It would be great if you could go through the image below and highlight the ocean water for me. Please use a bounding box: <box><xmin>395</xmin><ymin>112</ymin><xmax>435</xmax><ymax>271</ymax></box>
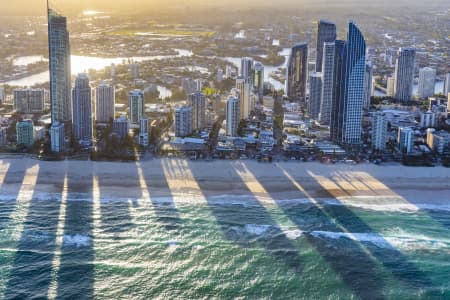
<box><xmin>0</xmin><ymin>193</ymin><xmax>449</xmax><ymax>299</ymax></box>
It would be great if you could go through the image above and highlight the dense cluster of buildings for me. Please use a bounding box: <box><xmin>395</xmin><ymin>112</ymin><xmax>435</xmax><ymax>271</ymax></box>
<box><xmin>1</xmin><ymin>5</ymin><xmax>449</xmax><ymax>164</ymax></box>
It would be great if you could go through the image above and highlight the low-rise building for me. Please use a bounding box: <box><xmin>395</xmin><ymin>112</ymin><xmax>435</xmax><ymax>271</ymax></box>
<box><xmin>427</xmin><ymin>129</ymin><xmax>450</xmax><ymax>154</ymax></box>
<box><xmin>16</xmin><ymin>120</ymin><xmax>34</xmax><ymax>147</ymax></box>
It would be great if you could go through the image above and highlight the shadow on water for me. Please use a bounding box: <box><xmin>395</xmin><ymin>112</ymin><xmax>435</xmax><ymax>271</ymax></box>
<box><xmin>188</xmin><ymin>161</ymin><xmax>303</xmax><ymax>274</ymax></box>
<box><xmin>56</xmin><ymin>161</ymin><xmax>94</xmax><ymax>299</ymax></box>
<box><xmin>3</xmin><ymin>162</ymin><xmax>64</xmax><ymax>299</ymax></box>
<box><xmin>369</xmin><ymin>172</ymin><xmax>450</xmax><ymax>231</ymax></box>
<box><xmin>0</xmin><ymin>160</ymin><xmax>36</xmax><ymax>231</ymax></box>
<box><xmin>142</xmin><ymin>159</ymin><xmax>181</xmax><ymax>231</ymax></box>
<box><xmin>246</xmin><ymin>163</ymin><xmax>436</xmax><ymax>299</ymax></box>
<box><xmin>97</xmin><ymin>162</ymin><xmax>138</xmax><ymax>236</ymax></box>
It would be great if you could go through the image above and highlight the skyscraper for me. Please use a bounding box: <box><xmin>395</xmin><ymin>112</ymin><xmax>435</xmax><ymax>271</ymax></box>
<box><xmin>48</xmin><ymin>3</ymin><xmax>71</xmax><ymax>124</ymax></box>
<box><xmin>315</xmin><ymin>20</ymin><xmax>337</xmax><ymax>72</ymax></box>
<box><xmin>72</xmin><ymin>73</ymin><xmax>93</xmax><ymax>143</ymax></box>
<box><xmin>226</xmin><ymin>96</ymin><xmax>240</xmax><ymax>137</ymax></box>
<box><xmin>330</xmin><ymin>22</ymin><xmax>366</xmax><ymax>147</ymax></box>
<box><xmin>308</xmin><ymin>72</ymin><xmax>322</xmax><ymax>120</ymax></box>
<box><xmin>240</xmin><ymin>57</ymin><xmax>254</xmax><ymax>82</ymax></box>
<box><xmin>236</xmin><ymin>77</ymin><xmax>252</xmax><ymax>120</ymax></box>
<box><xmin>394</xmin><ymin>48</ymin><xmax>416</xmax><ymax>102</ymax></box>
<box><xmin>129</xmin><ymin>90</ymin><xmax>145</xmax><ymax>125</ymax></box>
<box><xmin>95</xmin><ymin>81</ymin><xmax>115</xmax><ymax>123</ymax></box>
<box><xmin>319</xmin><ymin>42</ymin><xmax>335</xmax><ymax>125</ymax></box>
<box><xmin>330</xmin><ymin>40</ymin><xmax>346</xmax><ymax>143</ymax></box>
<box><xmin>188</xmin><ymin>91</ymin><xmax>206</xmax><ymax>131</ymax></box>
<box><xmin>418</xmin><ymin>67</ymin><xmax>436</xmax><ymax>99</ymax></box>
<box><xmin>253</xmin><ymin>63</ymin><xmax>264</xmax><ymax>103</ymax></box>
<box><xmin>286</xmin><ymin>43</ymin><xmax>308</xmax><ymax>103</ymax></box>
<box><xmin>363</xmin><ymin>60</ymin><xmax>373</xmax><ymax>109</ymax></box>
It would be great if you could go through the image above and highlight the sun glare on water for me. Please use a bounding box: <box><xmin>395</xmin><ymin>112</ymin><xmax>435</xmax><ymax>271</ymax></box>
<box><xmin>83</xmin><ymin>10</ymin><xmax>103</xmax><ymax>16</ymax></box>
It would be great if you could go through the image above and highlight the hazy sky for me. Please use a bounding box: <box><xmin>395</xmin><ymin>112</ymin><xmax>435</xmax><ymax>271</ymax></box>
<box><xmin>0</xmin><ymin>0</ymin><xmax>447</xmax><ymax>16</ymax></box>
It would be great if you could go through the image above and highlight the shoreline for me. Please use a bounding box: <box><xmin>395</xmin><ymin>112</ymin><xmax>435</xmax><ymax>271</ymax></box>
<box><xmin>0</xmin><ymin>158</ymin><xmax>449</xmax><ymax>208</ymax></box>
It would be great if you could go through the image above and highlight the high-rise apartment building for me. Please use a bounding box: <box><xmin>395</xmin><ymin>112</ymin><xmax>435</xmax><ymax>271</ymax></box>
<box><xmin>139</xmin><ymin>117</ymin><xmax>149</xmax><ymax>147</ymax></box>
<box><xmin>315</xmin><ymin>20</ymin><xmax>336</xmax><ymax>72</ymax></box>
<box><xmin>363</xmin><ymin>60</ymin><xmax>373</xmax><ymax>109</ymax></box>
<box><xmin>394</xmin><ymin>48</ymin><xmax>416</xmax><ymax>102</ymax></box>
<box><xmin>286</xmin><ymin>43</ymin><xmax>308</xmax><ymax>103</ymax></box>
<box><xmin>372</xmin><ymin>112</ymin><xmax>387</xmax><ymax>151</ymax></box>
<box><xmin>236</xmin><ymin>77</ymin><xmax>252</xmax><ymax>120</ymax></box>
<box><xmin>95</xmin><ymin>81</ymin><xmax>115</xmax><ymax>123</ymax></box>
<box><xmin>129</xmin><ymin>90</ymin><xmax>145</xmax><ymax>125</ymax></box>
<box><xmin>319</xmin><ymin>42</ymin><xmax>335</xmax><ymax>125</ymax></box>
<box><xmin>13</xmin><ymin>89</ymin><xmax>45</xmax><ymax>113</ymax></box>
<box><xmin>175</xmin><ymin>106</ymin><xmax>193</xmax><ymax>137</ymax></box>
<box><xmin>418</xmin><ymin>67</ymin><xmax>436</xmax><ymax>99</ymax></box>
<box><xmin>253</xmin><ymin>63</ymin><xmax>264</xmax><ymax>103</ymax></box>
<box><xmin>240</xmin><ymin>57</ymin><xmax>254</xmax><ymax>82</ymax></box>
<box><xmin>398</xmin><ymin>127</ymin><xmax>414</xmax><ymax>154</ymax></box>
<box><xmin>188</xmin><ymin>92</ymin><xmax>206</xmax><ymax>131</ymax></box>
<box><xmin>48</xmin><ymin>4</ymin><xmax>71</xmax><ymax>124</ymax></box>
<box><xmin>226</xmin><ymin>96</ymin><xmax>240</xmax><ymax>137</ymax></box>
<box><xmin>72</xmin><ymin>74</ymin><xmax>93</xmax><ymax>143</ymax></box>
<box><xmin>16</xmin><ymin>120</ymin><xmax>34</xmax><ymax>147</ymax></box>
<box><xmin>308</xmin><ymin>72</ymin><xmax>322</xmax><ymax>120</ymax></box>
<box><xmin>330</xmin><ymin>22</ymin><xmax>366</xmax><ymax>147</ymax></box>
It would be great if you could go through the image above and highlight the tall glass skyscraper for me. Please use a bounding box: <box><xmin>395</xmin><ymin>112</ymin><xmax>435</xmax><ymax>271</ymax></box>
<box><xmin>315</xmin><ymin>20</ymin><xmax>337</xmax><ymax>72</ymax></box>
<box><xmin>72</xmin><ymin>74</ymin><xmax>92</xmax><ymax>143</ymax></box>
<box><xmin>319</xmin><ymin>42</ymin><xmax>335</xmax><ymax>125</ymax></box>
<box><xmin>394</xmin><ymin>47</ymin><xmax>416</xmax><ymax>103</ymax></box>
<box><xmin>48</xmin><ymin>2</ymin><xmax>71</xmax><ymax>125</ymax></box>
<box><xmin>330</xmin><ymin>40</ymin><xmax>346</xmax><ymax>143</ymax></box>
<box><xmin>286</xmin><ymin>43</ymin><xmax>308</xmax><ymax>103</ymax></box>
<box><xmin>330</xmin><ymin>22</ymin><xmax>366</xmax><ymax>147</ymax></box>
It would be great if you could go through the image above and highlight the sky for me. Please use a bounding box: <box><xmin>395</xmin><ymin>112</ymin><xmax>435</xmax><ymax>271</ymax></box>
<box><xmin>0</xmin><ymin>0</ymin><xmax>447</xmax><ymax>16</ymax></box>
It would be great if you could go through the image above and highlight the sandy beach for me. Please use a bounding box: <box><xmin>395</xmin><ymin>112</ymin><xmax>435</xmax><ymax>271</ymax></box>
<box><xmin>0</xmin><ymin>157</ymin><xmax>449</xmax><ymax>211</ymax></box>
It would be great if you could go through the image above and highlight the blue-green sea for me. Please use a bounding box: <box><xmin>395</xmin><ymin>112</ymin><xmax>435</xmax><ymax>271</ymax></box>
<box><xmin>0</xmin><ymin>159</ymin><xmax>449</xmax><ymax>299</ymax></box>
<box><xmin>1</xmin><ymin>193</ymin><xmax>450</xmax><ymax>299</ymax></box>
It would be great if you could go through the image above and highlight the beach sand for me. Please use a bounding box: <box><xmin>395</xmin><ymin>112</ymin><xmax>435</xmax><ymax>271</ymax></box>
<box><xmin>0</xmin><ymin>158</ymin><xmax>449</xmax><ymax>211</ymax></box>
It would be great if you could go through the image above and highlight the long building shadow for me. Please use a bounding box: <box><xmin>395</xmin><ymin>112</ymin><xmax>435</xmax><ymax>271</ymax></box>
<box><xmin>246</xmin><ymin>163</ymin><xmax>436</xmax><ymax>299</ymax></box>
<box><xmin>3</xmin><ymin>162</ymin><xmax>64</xmax><ymax>299</ymax></box>
<box><xmin>188</xmin><ymin>161</ymin><xmax>303</xmax><ymax>274</ymax></box>
<box><xmin>96</xmin><ymin>162</ymin><xmax>139</xmax><ymax>237</ymax></box>
<box><xmin>142</xmin><ymin>159</ymin><xmax>181</xmax><ymax>231</ymax></box>
<box><xmin>367</xmin><ymin>171</ymin><xmax>450</xmax><ymax>231</ymax></box>
<box><xmin>0</xmin><ymin>160</ymin><xmax>36</xmax><ymax>231</ymax></box>
<box><xmin>56</xmin><ymin>161</ymin><xmax>95</xmax><ymax>299</ymax></box>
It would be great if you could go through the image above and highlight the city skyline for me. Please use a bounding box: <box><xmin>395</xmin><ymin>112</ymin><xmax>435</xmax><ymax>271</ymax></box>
<box><xmin>0</xmin><ymin>1</ymin><xmax>449</xmax><ymax>299</ymax></box>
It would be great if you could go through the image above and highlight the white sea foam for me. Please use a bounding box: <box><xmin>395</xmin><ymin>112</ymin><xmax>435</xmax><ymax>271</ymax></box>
<box><xmin>310</xmin><ymin>230</ymin><xmax>450</xmax><ymax>251</ymax></box>
<box><xmin>283</xmin><ymin>229</ymin><xmax>303</xmax><ymax>240</ymax></box>
<box><xmin>62</xmin><ymin>234</ymin><xmax>92</xmax><ymax>247</ymax></box>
